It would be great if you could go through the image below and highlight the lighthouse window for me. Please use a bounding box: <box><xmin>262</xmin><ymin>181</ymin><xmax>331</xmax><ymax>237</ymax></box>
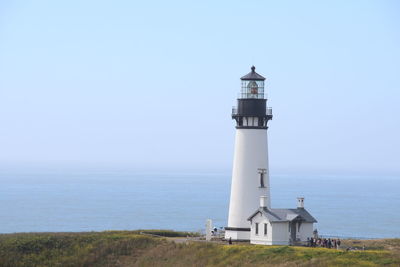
<box><xmin>260</xmin><ymin>172</ymin><xmax>264</xmax><ymax>187</ymax></box>
<box><xmin>240</xmin><ymin>79</ymin><xmax>265</xmax><ymax>99</ymax></box>
<box><xmin>248</xmin><ymin>81</ymin><xmax>258</xmax><ymax>97</ymax></box>
<box><xmin>264</xmin><ymin>223</ymin><xmax>268</xmax><ymax>236</ymax></box>
<box><xmin>255</xmin><ymin>223</ymin><xmax>259</xmax><ymax>235</ymax></box>
<box><xmin>258</xmin><ymin>169</ymin><xmax>266</xmax><ymax>188</ymax></box>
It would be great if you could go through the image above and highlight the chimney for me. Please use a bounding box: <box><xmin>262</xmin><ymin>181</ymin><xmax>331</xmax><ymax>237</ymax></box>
<box><xmin>260</xmin><ymin>196</ymin><xmax>268</xmax><ymax>208</ymax></box>
<box><xmin>297</xmin><ymin>197</ymin><xmax>304</xmax><ymax>208</ymax></box>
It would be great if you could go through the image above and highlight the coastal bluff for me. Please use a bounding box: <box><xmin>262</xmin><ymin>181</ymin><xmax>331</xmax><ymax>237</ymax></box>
<box><xmin>0</xmin><ymin>230</ymin><xmax>399</xmax><ymax>267</ymax></box>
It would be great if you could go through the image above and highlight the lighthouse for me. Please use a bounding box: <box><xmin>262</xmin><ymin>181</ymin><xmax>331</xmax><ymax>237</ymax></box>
<box><xmin>225</xmin><ymin>66</ymin><xmax>273</xmax><ymax>241</ymax></box>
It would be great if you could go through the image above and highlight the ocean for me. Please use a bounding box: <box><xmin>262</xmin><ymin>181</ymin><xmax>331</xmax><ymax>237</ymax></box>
<box><xmin>0</xmin><ymin>171</ymin><xmax>399</xmax><ymax>238</ymax></box>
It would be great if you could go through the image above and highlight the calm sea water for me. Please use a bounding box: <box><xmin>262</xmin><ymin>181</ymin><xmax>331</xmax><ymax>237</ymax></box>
<box><xmin>0</xmin><ymin>171</ymin><xmax>399</xmax><ymax>238</ymax></box>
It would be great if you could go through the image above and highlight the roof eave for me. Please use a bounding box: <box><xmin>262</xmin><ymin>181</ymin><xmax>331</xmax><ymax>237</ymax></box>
<box><xmin>240</xmin><ymin>78</ymin><xmax>265</xmax><ymax>81</ymax></box>
<box><xmin>247</xmin><ymin>209</ymin><xmax>262</xmax><ymax>221</ymax></box>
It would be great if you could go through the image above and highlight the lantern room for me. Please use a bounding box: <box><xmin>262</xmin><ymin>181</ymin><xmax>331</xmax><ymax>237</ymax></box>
<box><xmin>240</xmin><ymin>66</ymin><xmax>266</xmax><ymax>99</ymax></box>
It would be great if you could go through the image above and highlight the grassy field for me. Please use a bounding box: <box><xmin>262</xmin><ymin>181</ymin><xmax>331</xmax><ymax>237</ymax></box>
<box><xmin>0</xmin><ymin>230</ymin><xmax>399</xmax><ymax>267</ymax></box>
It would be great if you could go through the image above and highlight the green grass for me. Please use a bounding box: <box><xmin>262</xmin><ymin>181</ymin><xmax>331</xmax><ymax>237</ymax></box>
<box><xmin>0</xmin><ymin>231</ymin><xmax>160</xmax><ymax>267</ymax></box>
<box><xmin>0</xmin><ymin>231</ymin><xmax>398</xmax><ymax>267</ymax></box>
<box><xmin>136</xmin><ymin>229</ymin><xmax>199</xmax><ymax>237</ymax></box>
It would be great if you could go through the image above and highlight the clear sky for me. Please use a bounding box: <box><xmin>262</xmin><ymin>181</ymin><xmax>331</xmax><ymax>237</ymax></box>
<box><xmin>0</xmin><ymin>0</ymin><xmax>399</xmax><ymax>175</ymax></box>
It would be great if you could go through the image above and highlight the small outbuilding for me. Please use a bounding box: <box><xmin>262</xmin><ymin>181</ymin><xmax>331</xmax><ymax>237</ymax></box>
<box><xmin>248</xmin><ymin>196</ymin><xmax>317</xmax><ymax>245</ymax></box>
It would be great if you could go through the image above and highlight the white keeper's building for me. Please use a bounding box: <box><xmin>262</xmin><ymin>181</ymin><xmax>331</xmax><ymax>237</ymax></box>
<box><xmin>224</xmin><ymin>66</ymin><xmax>317</xmax><ymax>245</ymax></box>
<box><xmin>248</xmin><ymin>196</ymin><xmax>317</xmax><ymax>245</ymax></box>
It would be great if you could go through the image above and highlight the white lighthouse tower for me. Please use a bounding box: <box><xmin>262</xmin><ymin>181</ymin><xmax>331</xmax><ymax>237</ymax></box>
<box><xmin>225</xmin><ymin>66</ymin><xmax>273</xmax><ymax>241</ymax></box>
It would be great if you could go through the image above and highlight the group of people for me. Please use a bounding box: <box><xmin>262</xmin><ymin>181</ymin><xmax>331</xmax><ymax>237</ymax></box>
<box><xmin>307</xmin><ymin>237</ymin><xmax>341</xmax><ymax>249</ymax></box>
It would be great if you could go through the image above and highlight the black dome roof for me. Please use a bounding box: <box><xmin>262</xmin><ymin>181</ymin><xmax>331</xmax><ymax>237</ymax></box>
<box><xmin>240</xmin><ymin>66</ymin><xmax>266</xmax><ymax>81</ymax></box>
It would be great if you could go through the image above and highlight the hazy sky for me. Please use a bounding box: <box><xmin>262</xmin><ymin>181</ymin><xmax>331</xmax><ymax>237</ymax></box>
<box><xmin>0</xmin><ymin>1</ymin><xmax>399</xmax><ymax>175</ymax></box>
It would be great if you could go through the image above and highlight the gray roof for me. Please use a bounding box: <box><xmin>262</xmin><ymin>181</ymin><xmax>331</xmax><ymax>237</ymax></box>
<box><xmin>248</xmin><ymin>207</ymin><xmax>317</xmax><ymax>223</ymax></box>
<box><xmin>240</xmin><ymin>66</ymin><xmax>266</xmax><ymax>81</ymax></box>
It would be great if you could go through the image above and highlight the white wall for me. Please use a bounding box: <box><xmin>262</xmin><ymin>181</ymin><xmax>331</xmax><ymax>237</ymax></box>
<box><xmin>249</xmin><ymin>213</ymin><xmax>273</xmax><ymax>245</ymax></box>
<box><xmin>249</xmin><ymin>213</ymin><xmax>290</xmax><ymax>245</ymax></box>
<box><xmin>227</xmin><ymin>129</ymin><xmax>270</xmax><ymax>236</ymax></box>
<box><xmin>298</xmin><ymin>222</ymin><xmax>313</xmax><ymax>241</ymax></box>
<box><xmin>225</xmin><ymin>229</ymin><xmax>250</xmax><ymax>241</ymax></box>
<box><xmin>271</xmin><ymin>222</ymin><xmax>290</xmax><ymax>245</ymax></box>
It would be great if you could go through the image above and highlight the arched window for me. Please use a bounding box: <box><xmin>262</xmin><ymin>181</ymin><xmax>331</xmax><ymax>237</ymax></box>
<box><xmin>247</xmin><ymin>81</ymin><xmax>258</xmax><ymax>96</ymax></box>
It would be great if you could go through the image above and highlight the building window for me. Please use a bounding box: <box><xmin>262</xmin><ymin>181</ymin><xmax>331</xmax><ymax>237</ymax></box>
<box><xmin>288</xmin><ymin>223</ymin><xmax>291</xmax><ymax>232</ymax></box>
<box><xmin>255</xmin><ymin>223</ymin><xmax>259</xmax><ymax>235</ymax></box>
<box><xmin>264</xmin><ymin>223</ymin><xmax>267</xmax><ymax>236</ymax></box>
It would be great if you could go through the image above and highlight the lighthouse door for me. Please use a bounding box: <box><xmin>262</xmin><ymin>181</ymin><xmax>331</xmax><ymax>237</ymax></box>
<box><xmin>290</xmin><ymin>222</ymin><xmax>297</xmax><ymax>243</ymax></box>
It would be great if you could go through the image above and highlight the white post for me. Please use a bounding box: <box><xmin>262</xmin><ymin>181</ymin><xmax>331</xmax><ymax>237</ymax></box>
<box><xmin>205</xmin><ymin>219</ymin><xmax>212</xmax><ymax>241</ymax></box>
